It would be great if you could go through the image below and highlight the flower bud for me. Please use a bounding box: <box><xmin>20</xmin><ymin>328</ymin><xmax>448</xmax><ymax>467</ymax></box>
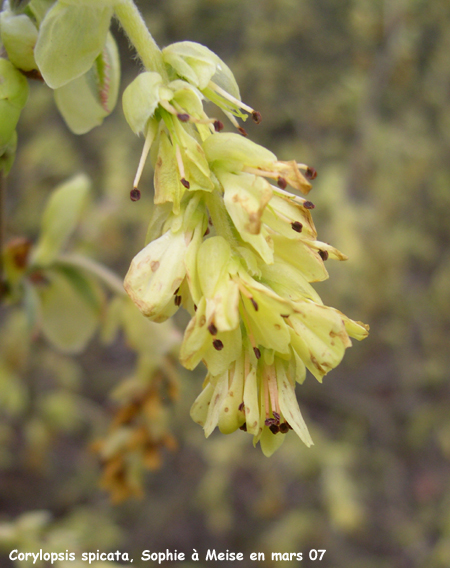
<box><xmin>0</xmin><ymin>10</ymin><xmax>38</xmax><ymax>71</ymax></box>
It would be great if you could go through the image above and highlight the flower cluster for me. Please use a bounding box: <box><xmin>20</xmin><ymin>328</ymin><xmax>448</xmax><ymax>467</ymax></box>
<box><xmin>122</xmin><ymin>41</ymin><xmax>369</xmax><ymax>456</ymax></box>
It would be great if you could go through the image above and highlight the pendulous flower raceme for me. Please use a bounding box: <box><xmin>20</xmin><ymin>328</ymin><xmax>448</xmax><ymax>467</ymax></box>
<box><xmin>0</xmin><ymin>0</ymin><xmax>368</xmax><ymax>456</ymax></box>
<box><xmin>121</xmin><ymin>39</ymin><xmax>369</xmax><ymax>456</ymax></box>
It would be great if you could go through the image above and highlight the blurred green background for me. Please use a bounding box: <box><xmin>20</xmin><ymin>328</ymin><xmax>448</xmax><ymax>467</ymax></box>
<box><xmin>1</xmin><ymin>0</ymin><xmax>450</xmax><ymax>567</ymax></box>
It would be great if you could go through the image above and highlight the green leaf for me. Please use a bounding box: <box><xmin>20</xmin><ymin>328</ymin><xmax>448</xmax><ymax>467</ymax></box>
<box><xmin>32</xmin><ymin>174</ymin><xmax>90</xmax><ymax>266</ymax></box>
<box><xmin>34</xmin><ymin>2</ymin><xmax>113</xmax><ymax>88</ymax></box>
<box><xmin>37</xmin><ymin>269</ymin><xmax>100</xmax><ymax>353</ymax></box>
<box><xmin>0</xmin><ymin>58</ymin><xmax>29</xmax><ymax>150</ymax></box>
<box><xmin>54</xmin><ymin>32</ymin><xmax>120</xmax><ymax>134</ymax></box>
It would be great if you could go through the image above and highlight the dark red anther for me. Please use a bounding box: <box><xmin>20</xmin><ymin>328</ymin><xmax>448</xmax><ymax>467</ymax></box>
<box><xmin>174</xmin><ymin>295</ymin><xmax>182</xmax><ymax>306</ymax></box>
<box><xmin>177</xmin><ymin>113</ymin><xmax>190</xmax><ymax>122</ymax></box>
<box><xmin>213</xmin><ymin>339</ymin><xmax>224</xmax><ymax>351</ymax></box>
<box><xmin>319</xmin><ymin>249</ymin><xmax>329</xmax><ymax>261</ymax></box>
<box><xmin>253</xmin><ymin>347</ymin><xmax>261</xmax><ymax>359</ymax></box>
<box><xmin>214</xmin><ymin>120</ymin><xmax>224</xmax><ymax>132</ymax></box>
<box><xmin>291</xmin><ymin>221</ymin><xmax>303</xmax><ymax>233</ymax></box>
<box><xmin>251</xmin><ymin>110</ymin><xmax>262</xmax><ymax>124</ymax></box>
<box><xmin>269</xmin><ymin>424</ymin><xmax>280</xmax><ymax>434</ymax></box>
<box><xmin>194</xmin><ymin>304</ymin><xmax>198</xmax><ymax>312</ymax></box>
<box><xmin>305</xmin><ymin>166</ymin><xmax>317</xmax><ymax>180</ymax></box>
<box><xmin>277</xmin><ymin>176</ymin><xmax>287</xmax><ymax>189</ymax></box>
<box><xmin>181</xmin><ymin>178</ymin><xmax>190</xmax><ymax>189</ymax></box>
<box><xmin>279</xmin><ymin>422</ymin><xmax>290</xmax><ymax>434</ymax></box>
<box><xmin>272</xmin><ymin>411</ymin><xmax>281</xmax><ymax>423</ymax></box>
<box><xmin>239</xmin><ymin>422</ymin><xmax>247</xmax><ymax>431</ymax></box>
<box><xmin>237</xmin><ymin>126</ymin><xmax>248</xmax><ymax>137</ymax></box>
<box><xmin>303</xmin><ymin>200</ymin><xmax>315</xmax><ymax>209</ymax></box>
<box><xmin>204</xmin><ymin>226</ymin><xmax>210</xmax><ymax>236</ymax></box>
<box><xmin>208</xmin><ymin>323</ymin><xmax>218</xmax><ymax>336</ymax></box>
<box><xmin>238</xmin><ymin>402</ymin><xmax>245</xmax><ymax>411</ymax></box>
<box><xmin>265</xmin><ymin>417</ymin><xmax>277</xmax><ymax>426</ymax></box>
<box><xmin>280</xmin><ymin>314</ymin><xmax>290</xmax><ymax>318</ymax></box>
<box><xmin>250</xmin><ymin>298</ymin><xmax>259</xmax><ymax>311</ymax></box>
<box><xmin>130</xmin><ymin>188</ymin><xmax>141</xmax><ymax>201</ymax></box>
<box><xmin>174</xmin><ymin>287</ymin><xmax>180</xmax><ymax>295</ymax></box>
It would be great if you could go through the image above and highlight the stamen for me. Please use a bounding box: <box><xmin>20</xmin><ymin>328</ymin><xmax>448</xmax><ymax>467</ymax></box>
<box><xmin>303</xmin><ymin>201</ymin><xmax>315</xmax><ymax>209</ymax></box>
<box><xmin>208</xmin><ymin>81</ymin><xmax>254</xmax><ymax>113</ymax></box>
<box><xmin>213</xmin><ymin>339</ymin><xmax>224</xmax><ymax>351</ymax></box>
<box><xmin>250</xmin><ymin>298</ymin><xmax>259</xmax><ymax>311</ymax></box>
<box><xmin>319</xmin><ymin>250</ymin><xmax>329</xmax><ymax>261</ymax></box>
<box><xmin>305</xmin><ymin>166</ymin><xmax>317</xmax><ymax>180</ymax></box>
<box><xmin>174</xmin><ymin>295</ymin><xmax>182</xmax><ymax>306</ymax></box>
<box><xmin>223</xmin><ymin>109</ymin><xmax>240</xmax><ymax>128</ymax></box>
<box><xmin>239</xmin><ymin>422</ymin><xmax>247</xmax><ymax>431</ymax></box>
<box><xmin>214</xmin><ymin>120</ymin><xmax>224</xmax><ymax>132</ymax></box>
<box><xmin>269</xmin><ymin>424</ymin><xmax>280</xmax><ymax>434</ymax></box>
<box><xmin>208</xmin><ymin>323</ymin><xmax>218</xmax><ymax>335</ymax></box>
<box><xmin>159</xmin><ymin>100</ymin><xmax>179</xmax><ymax>116</ymax></box>
<box><xmin>130</xmin><ymin>188</ymin><xmax>141</xmax><ymax>201</ymax></box>
<box><xmin>291</xmin><ymin>221</ymin><xmax>303</xmax><ymax>233</ymax></box>
<box><xmin>238</xmin><ymin>402</ymin><xmax>245</xmax><ymax>412</ymax></box>
<box><xmin>279</xmin><ymin>422</ymin><xmax>290</xmax><ymax>434</ymax></box>
<box><xmin>181</xmin><ymin>178</ymin><xmax>190</xmax><ymax>189</ymax></box>
<box><xmin>175</xmin><ymin>145</ymin><xmax>187</xmax><ymax>181</ymax></box>
<box><xmin>251</xmin><ymin>110</ymin><xmax>262</xmax><ymax>124</ymax></box>
<box><xmin>132</xmin><ymin>126</ymin><xmax>154</xmax><ymax>190</ymax></box>
<box><xmin>177</xmin><ymin>113</ymin><xmax>190</xmax><ymax>122</ymax></box>
<box><xmin>277</xmin><ymin>176</ymin><xmax>287</xmax><ymax>189</ymax></box>
<box><xmin>237</xmin><ymin>126</ymin><xmax>248</xmax><ymax>137</ymax></box>
<box><xmin>253</xmin><ymin>347</ymin><xmax>261</xmax><ymax>359</ymax></box>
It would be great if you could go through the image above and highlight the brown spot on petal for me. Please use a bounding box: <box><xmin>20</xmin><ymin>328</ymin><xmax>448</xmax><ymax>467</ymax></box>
<box><xmin>291</xmin><ymin>221</ymin><xmax>303</xmax><ymax>233</ymax></box>
<box><xmin>130</xmin><ymin>188</ymin><xmax>141</xmax><ymax>201</ymax></box>
<box><xmin>224</xmin><ymin>407</ymin><xmax>229</xmax><ymax>413</ymax></box>
<box><xmin>150</xmin><ymin>261</ymin><xmax>160</xmax><ymax>272</ymax></box>
<box><xmin>213</xmin><ymin>339</ymin><xmax>224</xmax><ymax>350</ymax></box>
<box><xmin>208</xmin><ymin>323</ymin><xmax>218</xmax><ymax>335</ymax></box>
<box><xmin>274</xmin><ymin>324</ymin><xmax>281</xmax><ymax>330</ymax></box>
<box><xmin>199</xmin><ymin>315</ymin><xmax>206</xmax><ymax>326</ymax></box>
<box><xmin>281</xmin><ymin>314</ymin><xmax>290</xmax><ymax>318</ymax></box>
<box><xmin>181</xmin><ymin>178</ymin><xmax>190</xmax><ymax>189</ymax></box>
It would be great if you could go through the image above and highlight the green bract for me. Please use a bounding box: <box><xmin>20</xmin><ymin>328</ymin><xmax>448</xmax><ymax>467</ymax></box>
<box><xmin>122</xmin><ymin>72</ymin><xmax>172</xmax><ymax>135</ymax></box>
<box><xmin>0</xmin><ymin>9</ymin><xmax>39</xmax><ymax>71</ymax></box>
<box><xmin>34</xmin><ymin>1</ymin><xmax>113</xmax><ymax>88</ymax></box>
<box><xmin>32</xmin><ymin>174</ymin><xmax>91</xmax><ymax>266</ymax></box>
<box><xmin>162</xmin><ymin>41</ymin><xmax>240</xmax><ymax>99</ymax></box>
<box><xmin>0</xmin><ymin>58</ymin><xmax>29</xmax><ymax>152</ymax></box>
<box><xmin>54</xmin><ymin>33</ymin><xmax>120</xmax><ymax>134</ymax></box>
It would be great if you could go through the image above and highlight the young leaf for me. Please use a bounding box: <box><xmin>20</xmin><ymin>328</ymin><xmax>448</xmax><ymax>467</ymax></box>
<box><xmin>32</xmin><ymin>174</ymin><xmax>90</xmax><ymax>267</ymax></box>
